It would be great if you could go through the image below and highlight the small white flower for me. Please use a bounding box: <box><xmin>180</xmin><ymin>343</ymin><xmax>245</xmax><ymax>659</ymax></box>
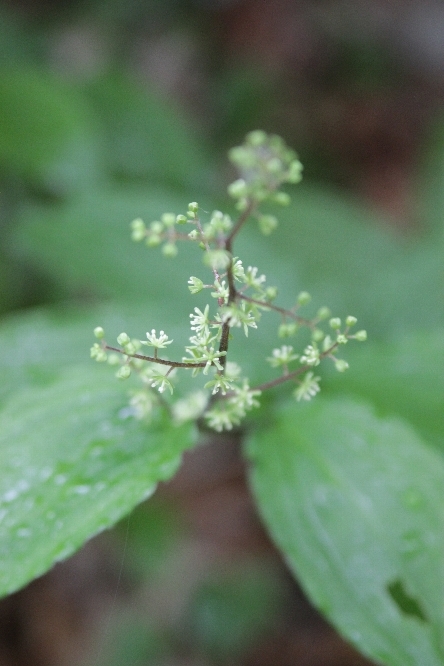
<box><xmin>293</xmin><ymin>372</ymin><xmax>321</xmax><ymax>402</ymax></box>
<box><xmin>267</xmin><ymin>345</ymin><xmax>299</xmax><ymax>367</ymax></box>
<box><xmin>300</xmin><ymin>344</ymin><xmax>320</xmax><ymax>366</ymax></box>
<box><xmin>189</xmin><ymin>305</ymin><xmax>210</xmax><ymax>335</ymax></box>
<box><xmin>141</xmin><ymin>329</ymin><xmax>173</xmax><ymax>349</ymax></box>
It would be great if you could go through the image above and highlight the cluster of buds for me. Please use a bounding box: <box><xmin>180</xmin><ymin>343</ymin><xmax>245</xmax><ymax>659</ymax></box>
<box><xmin>91</xmin><ymin>132</ymin><xmax>366</xmax><ymax>431</ymax></box>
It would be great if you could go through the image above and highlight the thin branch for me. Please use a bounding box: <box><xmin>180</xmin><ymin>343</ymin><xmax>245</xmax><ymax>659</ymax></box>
<box><xmin>225</xmin><ymin>199</ymin><xmax>256</xmax><ymax>251</ymax></box>
<box><xmin>238</xmin><ymin>293</ymin><xmax>313</xmax><ymax>326</ymax></box>
<box><xmin>105</xmin><ymin>345</ymin><xmax>207</xmax><ymax>369</ymax></box>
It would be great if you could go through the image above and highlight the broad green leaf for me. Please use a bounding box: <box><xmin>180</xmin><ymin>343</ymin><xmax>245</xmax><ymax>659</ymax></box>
<box><xmin>0</xmin><ymin>303</ymin><xmax>176</xmax><ymax>405</ymax></box>
<box><xmin>13</xmin><ymin>187</ymin><xmax>204</xmax><ymax>306</ymax></box>
<box><xmin>247</xmin><ymin>398</ymin><xmax>444</xmax><ymax>666</ymax></box>
<box><xmin>83</xmin><ymin>72</ymin><xmax>210</xmax><ymax>190</ymax></box>
<box><xmin>324</xmin><ymin>330</ymin><xmax>444</xmax><ymax>451</ymax></box>
<box><xmin>267</xmin><ymin>186</ymin><xmax>443</xmax><ymax>337</ymax></box>
<box><xmin>0</xmin><ymin>364</ymin><xmax>196</xmax><ymax>598</ymax></box>
<box><xmin>0</xmin><ymin>67</ymin><xmax>99</xmax><ymax>191</ymax></box>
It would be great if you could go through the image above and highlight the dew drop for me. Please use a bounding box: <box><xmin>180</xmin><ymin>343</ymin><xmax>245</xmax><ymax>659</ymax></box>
<box><xmin>39</xmin><ymin>467</ymin><xmax>53</xmax><ymax>481</ymax></box>
<box><xmin>3</xmin><ymin>489</ymin><xmax>19</xmax><ymax>502</ymax></box>
<box><xmin>54</xmin><ymin>474</ymin><xmax>67</xmax><ymax>485</ymax></box>
<box><xmin>72</xmin><ymin>485</ymin><xmax>90</xmax><ymax>495</ymax></box>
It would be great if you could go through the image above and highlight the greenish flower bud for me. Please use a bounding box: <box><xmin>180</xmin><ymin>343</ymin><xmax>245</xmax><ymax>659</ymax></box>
<box><xmin>322</xmin><ymin>335</ymin><xmax>333</xmax><ymax>351</ymax></box>
<box><xmin>354</xmin><ymin>330</ymin><xmax>367</xmax><ymax>341</ymax></box>
<box><xmin>346</xmin><ymin>315</ymin><xmax>357</xmax><ymax>327</ymax></box>
<box><xmin>116</xmin><ymin>365</ymin><xmax>131</xmax><ymax>379</ymax></box>
<box><xmin>228</xmin><ymin>146</ymin><xmax>251</xmax><ymax>167</ymax></box>
<box><xmin>227</xmin><ymin>178</ymin><xmax>248</xmax><ymax>199</ymax></box>
<box><xmin>130</xmin><ymin>217</ymin><xmax>145</xmax><ymax>232</ymax></box>
<box><xmin>117</xmin><ymin>332</ymin><xmax>130</xmax><ymax>346</ymax></box>
<box><xmin>272</xmin><ymin>191</ymin><xmax>290</xmax><ymax>206</ymax></box>
<box><xmin>90</xmin><ymin>344</ymin><xmax>107</xmax><ymax>362</ymax></box>
<box><xmin>329</xmin><ymin>317</ymin><xmax>341</xmax><ymax>330</ymax></box>
<box><xmin>204</xmin><ymin>249</ymin><xmax>230</xmax><ymax>270</ymax></box>
<box><xmin>188</xmin><ymin>229</ymin><xmax>199</xmax><ymax>239</ymax></box>
<box><xmin>297</xmin><ymin>291</ymin><xmax>311</xmax><ymax>306</ymax></box>
<box><xmin>146</xmin><ymin>234</ymin><xmax>161</xmax><ymax>247</ymax></box>
<box><xmin>176</xmin><ymin>214</ymin><xmax>188</xmax><ymax>224</ymax></box>
<box><xmin>131</xmin><ymin>227</ymin><xmax>146</xmax><ymax>242</ymax></box>
<box><xmin>124</xmin><ymin>342</ymin><xmax>136</xmax><ymax>355</ymax></box>
<box><xmin>161</xmin><ymin>213</ymin><xmax>176</xmax><ymax>227</ymax></box>
<box><xmin>130</xmin><ymin>218</ymin><xmax>146</xmax><ymax>241</ymax></box>
<box><xmin>94</xmin><ymin>326</ymin><xmax>105</xmax><ymax>339</ymax></box>
<box><xmin>317</xmin><ymin>306</ymin><xmax>331</xmax><ymax>320</ymax></box>
<box><xmin>267</xmin><ymin>157</ymin><xmax>282</xmax><ymax>173</ymax></box>
<box><xmin>107</xmin><ymin>353</ymin><xmax>120</xmax><ymax>366</ymax></box>
<box><xmin>150</xmin><ymin>221</ymin><xmax>163</xmax><ymax>234</ymax></box>
<box><xmin>188</xmin><ymin>202</ymin><xmax>199</xmax><ymax>213</ymax></box>
<box><xmin>287</xmin><ymin>160</ymin><xmax>303</xmax><ymax>183</ymax></box>
<box><xmin>198</xmin><ymin>241</ymin><xmax>206</xmax><ymax>250</ymax></box>
<box><xmin>258</xmin><ymin>214</ymin><xmax>278</xmax><ymax>235</ymax></box>
<box><xmin>265</xmin><ymin>286</ymin><xmax>278</xmax><ymax>300</ymax></box>
<box><xmin>187</xmin><ymin>211</ymin><xmax>196</xmax><ymax>219</ymax></box>
<box><xmin>335</xmin><ymin>359</ymin><xmax>349</xmax><ymax>372</ymax></box>
<box><xmin>162</xmin><ymin>242</ymin><xmax>178</xmax><ymax>257</ymax></box>
<box><xmin>246</xmin><ymin>130</ymin><xmax>267</xmax><ymax>146</ymax></box>
<box><xmin>278</xmin><ymin>321</ymin><xmax>299</xmax><ymax>338</ymax></box>
<box><xmin>312</xmin><ymin>328</ymin><xmax>324</xmax><ymax>342</ymax></box>
<box><xmin>235</xmin><ymin>198</ymin><xmax>249</xmax><ymax>212</ymax></box>
<box><xmin>336</xmin><ymin>334</ymin><xmax>348</xmax><ymax>344</ymax></box>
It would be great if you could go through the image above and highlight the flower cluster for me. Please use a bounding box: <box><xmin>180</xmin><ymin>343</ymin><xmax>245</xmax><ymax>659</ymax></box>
<box><xmin>90</xmin><ymin>132</ymin><xmax>366</xmax><ymax>431</ymax></box>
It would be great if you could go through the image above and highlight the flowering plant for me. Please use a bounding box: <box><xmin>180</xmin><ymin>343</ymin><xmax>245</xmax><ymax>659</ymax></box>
<box><xmin>91</xmin><ymin>131</ymin><xmax>366</xmax><ymax>431</ymax></box>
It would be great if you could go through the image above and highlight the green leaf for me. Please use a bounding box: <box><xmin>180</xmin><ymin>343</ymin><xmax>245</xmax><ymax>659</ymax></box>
<box><xmin>325</xmin><ymin>330</ymin><xmax>444</xmax><ymax>451</ymax></box>
<box><xmin>0</xmin><ymin>364</ymin><xmax>196</xmax><ymax>598</ymax></box>
<box><xmin>0</xmin><ymin>67</ymin><xmax>99</xmax><ymax>191</ymax></box>
<box><xmin>13</xmin><ymin>187</ymin><xmax>205</xmax><ymax>306</ymax></box>
<box><xmin>83</xmin><ymin>72</ymin><xmax>210</xmax><ymax>190</ymax></box>
<box><xmin>247</xmin><ymin>398</ymin><xmax>444</xmax><ymax>666</ymax></box>
<box><xmin>0</xmin><ymin>303</ymin><xmax>185</xmax><ymax>406</ymax></box>
<box><xmin>264</xmin><ymin>185</ymin><xmax>443</xmax><ymax>337</ymax></box>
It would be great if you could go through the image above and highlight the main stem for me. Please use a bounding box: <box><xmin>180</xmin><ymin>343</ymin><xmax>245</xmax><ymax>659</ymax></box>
<box><xmin>217</xmin><ymin>200</ymin><xmax>257</xmax><ymax>370</ymax></box>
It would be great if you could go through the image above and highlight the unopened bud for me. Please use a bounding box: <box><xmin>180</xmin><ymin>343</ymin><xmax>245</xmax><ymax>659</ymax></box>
<box><xmin>329</xmin><ymin>318</ymin><xmax>341</xmax><ymax>330</ymax></box>
<box><xmin>117</xmin><ymin>332</ymin><xmax>130</xmax><ymax>346</ymax></box>
<box><xmin>162</xmin><ymin>242</ymin><xmax>178</xmax><ymax>257</ymax></box>
<box><xmin>116</xmin><ymin>365</ymin><xmax>131</xmax><ymax>379</ymax></box>
<box><xmin>161</xmin><ymin>213</ymin><xmax>176</xmax><ymax>227</ymax></box>
<box><xmin>297</xmin><ymin>291</ymin><xmax>311</xmax><ymax>306</ymax></box>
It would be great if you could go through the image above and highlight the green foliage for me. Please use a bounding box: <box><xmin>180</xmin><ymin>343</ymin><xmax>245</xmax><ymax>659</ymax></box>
<box><xmin>0</xmin><ymin>45</ymin><xmax>442</xmax><ymax>665</ymax></box>
<box><xmin>83</xmin><ymin>72</ymin><xmax>210</xmax><ymax>190</ymax></box>
<box><xmin>0</xmin><ymin>67</ymin><xmax>99</xmax><ymax>191</ymax></box>
<box><xmin>325</xmin><ymin>330</ymin><xmax>444</xmax><ymax>452</ymax></box>
<box><xmin>248</xmin><ymin>398</ymin><xmax>444</xmax><ymax>665</ymax></box>
<box><xmin>0</xmin><ymin>365</ymin><xmax>196</xmax><ymax>598</ymax></box>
